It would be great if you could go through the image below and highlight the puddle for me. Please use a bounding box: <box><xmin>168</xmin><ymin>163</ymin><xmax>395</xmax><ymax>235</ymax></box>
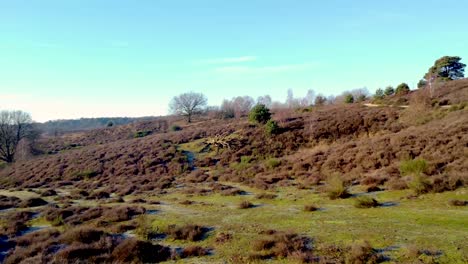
<box><xmin>146</xmin><ymin>210</ymin><xmax>159</xmax><ymax>215</ymax></box>
<box><xmin>0</xmin><ymin>237</ymin><xmax>13</xmax><ymax>262</ymax></box>
<box><xmin>19</xmin><ymin>225</ymin><xmax>51</xmax><ymax>236</ymax></box>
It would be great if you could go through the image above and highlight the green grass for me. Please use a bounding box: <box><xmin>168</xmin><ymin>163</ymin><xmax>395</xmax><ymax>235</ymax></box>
<box><xmin>399</xmin><ymin>158</ymin><xmax>428</xmax><ymax>176</ymax></box>
<box><xmin>4</xmin><ymin>184</ymin><xmax>467</xmax><ymax>263</ymax></box>
<box><xmin>135</xmin><ymin>184</ymin><xmax>468</xmax><ymax>263</ymax></box>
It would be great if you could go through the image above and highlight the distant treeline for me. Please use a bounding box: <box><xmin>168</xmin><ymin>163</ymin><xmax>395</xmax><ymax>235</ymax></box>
<box><xmin>38</xmin><ymin>116</ymin><xmax>158</xmax><ymax>135</ymax></box>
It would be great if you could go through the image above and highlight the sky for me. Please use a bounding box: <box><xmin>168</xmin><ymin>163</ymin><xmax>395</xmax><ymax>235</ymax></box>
<box><xmin>1</xmin><ymin>0</ymin><xmax>467</xmax><ymax>122</ymax></box>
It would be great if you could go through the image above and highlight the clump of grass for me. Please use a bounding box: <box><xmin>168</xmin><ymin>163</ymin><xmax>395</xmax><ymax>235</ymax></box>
<box><xmin>251</xmin><ymin>231</ymin><xmax>313</xmax><ymax>261</ymax></box>
<box><xmin>449</xmin><ymin>199</ymin><xmax>467</xmax><ymax>206</ymax></box>
<box><xmin>111</xmin><ymin>238</ymin><xmax>172</xmax><ymax>263</ymax></box>
<box><xmin>346</xmin><ymin>241</ymin><xmax>383</xmax><ymax>264</ymax></box>
<box><xmin>354</xmin><ymin>196</ymin><xmax>381</xmax><ymax>208</ymax></box>
<box><xmin>170</xmin><ymin>125</ymin><xmax>182</xmax><ymax>131</ymax></box>
<box><xmin>324</xmin><ymin>174</ymin><xmax>350</xmax><ymax>200</ymax></box>
<box><xmin>19</xmin><ymin>197</ymin><xmax>48</xmax><ymax>208</ymax></box>
<box><xmin>135</xmin><ymin>215</ymin><xmax>158</xmax><ymax>240</ymax></box>
<box><xmin>265</xmin><ymin>158</ymin><xmax>281</xmax><ymax>169</ymax></box>
<box><xmin>303</xmin><ymin>205</ymin><xmax>319</xmax><ymax>212</ymax></box>
<box><xmin>60</xmin><ymin>226</ymin><xmax>104</xmax><ymax>244</ymax></box>
<box><xmin>408</xmin><ymin>174</ymin><xmax>432</xmax><ymax>195</ymax></box>
<box><xmin>166</xmin><ymin>224</ymin><xmax>208</xmax><ymax>241</ymax></box>
<box><xmin>179</xmin><ymin>200</ymin><xmax>195</xmax><ymax>205</ymax></box>
<box><xmin>134</xmin><ymin>130</ymin><xmax>152</xmax><ymax>138</ymax></box>
<box><xmin>255</xmin><ymin>193</ymin><xmax>277</xmax><ymax>199</ymax></box>
<box><xmin>215</xmin><ymin>232</ymin><xmax>233</xmax><ymax>243</ymax></box>
<box><xmin>238</xmin><ymin>200</ymin><xmax>254</xmax><ymax>209</ymax></box>
<box><xmin>180</xmin><ymin>246</ymin><xmax>210</xmax><ymax>258</ymax></box>
<box><xmin>399</xmin><ymin>158</ymin><xmax>428</xmax><ymax>176</ymax></box>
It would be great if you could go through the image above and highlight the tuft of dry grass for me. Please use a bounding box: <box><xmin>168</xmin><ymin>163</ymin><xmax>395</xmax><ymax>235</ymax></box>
<box><xmin>303</xmin><ymin>205</ymin><xmax>319</xmax><ymax>212</ymax></box>
<box><xmin>449</xmin><ymin>199</ymin><xmax>467</xmax><ymax>206</ymax></box>
<box><xmin>354</xmin><ymin>196</ymin><xmax>381</xmax><ymax>208</ymax></box>
<box><xmin>166</xmin><ymin>224</ymin><xmax>208</xmax><ymax>241</ymax></box>
<box><xmin>324</xmin><ymin>175</ymin><xmax>350</xmax><ymax>200</ymax></box>
<box><xmin>238</xmin><ymin>200</ymin><xmax>254</xmax><ymax>209</ymax></box>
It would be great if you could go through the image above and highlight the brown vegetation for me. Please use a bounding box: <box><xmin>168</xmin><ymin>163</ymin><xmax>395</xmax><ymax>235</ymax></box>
<box><xmin>166</xmin><ymin>224</ymin><xmax>208</xmax><ymax>241</ymax></box>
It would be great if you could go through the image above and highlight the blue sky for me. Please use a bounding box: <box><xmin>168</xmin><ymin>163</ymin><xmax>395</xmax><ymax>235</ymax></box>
<box><xmin>1</xmin><ymin>0</ymin><xmax>467</xmax><ymax>121</ymax></box>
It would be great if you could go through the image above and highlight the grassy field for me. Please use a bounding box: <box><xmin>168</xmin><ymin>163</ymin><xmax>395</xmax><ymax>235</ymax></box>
<box><xmin>116</xmin><ymin>183</ymin><xmax>468</xmax><ymax>263</ymax></box>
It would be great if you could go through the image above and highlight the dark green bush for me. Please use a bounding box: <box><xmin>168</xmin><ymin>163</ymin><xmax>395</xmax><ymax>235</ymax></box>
<box><xmin>265</xmin><ymin>120</ymin><xmax>279</xmax><ymax>135</ymax></box>
<box><xmin>249</xmin><ymin>104</ymin><xmax>271</xmax><ymax>124</ymax></box>
<box><xmin>344</xmin><ymin>94</ymin><xmax>354</xmax><ymax>104</ymax></box>
<box><xmin>134</xmin><ymin>130</ymin><xmax>151</xmax><ymax>138</ymax></box>
<box><xmin>396</xmin><ymin>83</ymin><xmax>410</xmax><ymax>94</ymax></box>
<box><xmin>170</xmin><ymin>125</ymin><xmax>182</xmax><ymax>131</ymax></box>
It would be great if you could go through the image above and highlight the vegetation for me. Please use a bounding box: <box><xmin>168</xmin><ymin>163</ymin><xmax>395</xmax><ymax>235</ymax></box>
<box><xmin>384</xmin><ymin>86</ymin><xmax>395</xmax><ymax>96</ymax></box>
<box><xmin>399</xmin><ymin>158</ymin><xmax>428</xmax><ymax>176</ymax></box>
<box><xmin>0</xmin><ymin>110</ymin><xmax>36</xmax><ymax>163</ymax></box>
<box><xmin>265</xmin><ymin>120</ymin><xmax>279</xmax><ymax>136</ymax></box>
<box><xmin>423</xmin><ymin>56</ymin><xmax>466</xmax><ymax>82</ymax></box>
<box><xmin>395</xmin><ymin>82</ymin><xmax>411</xmax><ymax>95</ymax></box>
<box><xmin>344</xmin><ymin>93</ymin><xmax>354</xmax><ymax>104</ymax></box>
<box><xmin>169</xmin><ymin>91</ymin><xmax>208</xmax><ymax>123</ymax></box>
<box><xmin>325</xmin><ymin>174</ymin><xmax>350</xmax><ymax>200</ymax></box>
<box><xmin>248</xmin><ymin>104</ymin><xmax>271</xmax><ymax>124</ymax></box>
<box><xmin>354</xmin><ymin>196</ymin><xmax>380</xmax><ymax>208</ymax></box>
<box><xmin>0</xmin><ymin>60</ymin><xmax>467</xmax><ymax>263</ymax></box>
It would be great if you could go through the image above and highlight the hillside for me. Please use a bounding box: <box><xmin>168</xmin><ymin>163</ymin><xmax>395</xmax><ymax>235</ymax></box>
<box><xmin>0</xmin><ymin>80</ymin><xmax>467</xmax><ymax>263</ymax></box>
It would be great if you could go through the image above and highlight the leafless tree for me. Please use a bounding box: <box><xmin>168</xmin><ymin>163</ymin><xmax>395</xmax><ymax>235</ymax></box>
<box><xmin>169</xmin><ymin>92</ymin><xmax>208</xmax><ymax>123</ymax></box>
<box><xmin>257</xmin><ymin>95</ymin><xmax>272</xmax><ymax>108</ymax></box>
<box><xmin>220</xmin><ymin>96</ymin><xmax>254</xmax><ymax>118</ymax></box>
<box><xmin>0</xmin><ymin>110</ymin><xmax>35</xmax><ymax>163</ymax></box>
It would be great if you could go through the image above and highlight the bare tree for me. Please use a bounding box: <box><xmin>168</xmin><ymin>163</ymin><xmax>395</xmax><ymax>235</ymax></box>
<box><xmin>220</xmin><ymin>96</ymin><xmax>254</xmax><ymax>118</ymax></box>
<box><xmin>0</xmin><ymin>110</ymin><xmax>34</xmax><ymax>163</ymax></box>
<box><xmin>169</xmin><ymin>92</ymin><xmax>208</xmax><ymax>123</ymax></box>
<box><xmin>257</xmin><ymin>95</ymin><xmax>272</xmax><ymax>108</ymax></box>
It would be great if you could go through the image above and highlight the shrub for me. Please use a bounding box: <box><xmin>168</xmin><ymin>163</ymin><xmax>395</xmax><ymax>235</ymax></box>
<box><xmin>346</xmin><ymin>241</ymin><xmax>383</xmax><ymax>264</ymax></box>
<box><xmin>180</xmin><ymin>246</ymin><xmax>210</xmax><ymax>258</ymax></box>
<box><xmin>449</xmin><ymin>199</ymin><xmax>467</xmax><ymax>206</ymax></box>
<box><xmin>265</xmin><ymin>120</ymin><xmax>280</xmax><ymax>135</ymax></box>
<box><xmin>238</xmin><ymin>200</ymin><xmax>254</xmax><ymax>209</ymax></box>
<box><xmin>255</xmin><ymin>193</ymin><xmax>277</xmax><ymax>199</ymax></box>
<box><xmin>111</xmin><ymin>239</ymin><xmax>172</xmax><ymax>263</ymax></box>
<box><xmin>344</xmin><ymin>94</ymin><xmax>354</xmax><ymax>104</ymax></box>
<box><xmin>252</xmin><ymin>231</ymin><xmax>313</xmax><ymax>261</ymax></box>
<box><xmin>395</xmin><ymin>83</ymin><xmax>410</xmax><ymax>94</ymax></box>
<box><xmin>354</xmin><ymin>196</ymin><xmax>380</xmax><ymax>208</ymax></box>
<box><xmin>166</xmin><ymin>224</ymin><xmax>207</xmax><ymax>241</ymax></box>
<box><xmin>41</xmin><ymin>189</ymin><xmax>57</xmax><ymax>197</ymax></box>
<box><xmin>215</xmin><ymin>232</ymin><xmax>233</xmax><ymax>243</ymax></box>
<box><xmin>0</xmin><ymin>195</ymin><xmax>21</xmax><ymax>210</ymax></box>
<box><xmin>60</xmin><ymin>227</ymin><xmax>104</xmax><ymax>244</ymax></box>
<box><xmin>103</xmin><ymin>206</ymin><xmax>146</xmax><ymax>222</ymax></box>
<box><xmin>384</xmin><ymin>86</ymin><xmax>395</xmax><ymax>96</ymax></box>
<box><xmin>408</xmin><ymin>175</ymin><xmax>432</xmax><ymax>195</ymax></box>
<box><xmin>303</xmin><ymin>205</ymin><xmax>319</xmax><ymax>212</ymax></box>
<box><xmin>325</xmin><ymin>175</ymin><xmax>350</xmax><ymax>200</ymax></box>
<box><xmin>248</xmin><ymin>104</ymin><xmax>271</xmax><ymax>124</ymax></box>
<box><xmin>170</xmin><ymin>125</ymin><xmax>182</xmax><ymax>131</ymax></box>
<box><xmin>134</xmin><ymin>130</ymin><xmax>151</xmax><ymax>138</ymax></box>
<box><xmin>19</xmin><ymin>197</ymin><xmax>48</xmax><ymax>208</ymax></box>
<box><xmin>399</xmin><ymin>158</ymin><xmax>428</xmax><ymax>176</ymax></box>
<box><xmin>135</xmin><ymin>215</ymin><xmax>158</xmax><ymax>240</ymax></box>
<box><xmin>265</xmin><ymin>158</ymin><xmax>281</xmax><ymax>169</ymax></box>
<box><xmin>374</xmin><ymin>88</ymin><xmax>384</xmax><ymax>100</ymax></box>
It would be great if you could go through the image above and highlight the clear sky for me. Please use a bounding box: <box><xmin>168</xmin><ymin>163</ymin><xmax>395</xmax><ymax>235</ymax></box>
<box><xmin>1</xmin><ymin>0</ymin><xmax>467</xmax><ymax>122</ymax></box>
